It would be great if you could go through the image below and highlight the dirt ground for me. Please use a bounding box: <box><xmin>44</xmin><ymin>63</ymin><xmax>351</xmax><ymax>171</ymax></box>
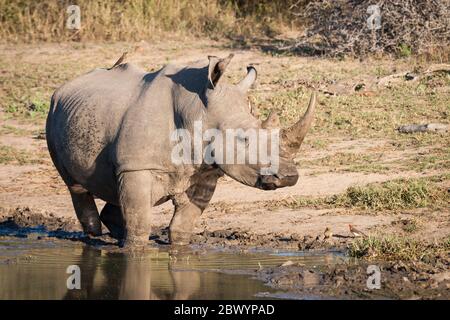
<box><xmin>0</xmin><ymin>40</ymin><xmax>449</xmax><ymax>299</ymax></box>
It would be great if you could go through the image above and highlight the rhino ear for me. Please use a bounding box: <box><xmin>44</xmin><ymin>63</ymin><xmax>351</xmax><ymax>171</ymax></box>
<box><xmin>207</xmin><ymin>54</ymin><xmax>233</xmax><ymax>89</ymax></box>
<box><xmin>237</xmin><ymin>66</ymin><xmax>257</xmax><ymax>92</ymax></box>
<box><xmin>261</xmin><ymin>110</ymin><xmax>280</xmax><ymax>129</ymax></box>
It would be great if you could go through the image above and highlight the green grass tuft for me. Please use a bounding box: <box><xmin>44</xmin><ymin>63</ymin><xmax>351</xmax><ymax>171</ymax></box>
<box><xmin>348</xmin><ymin>235</ymin><xmax>449</xmax><ymax>262</ymax></box>
<box><xmin>4</xmin><ymin>99</ymin><xmax>49</xmax><ymax>119</ymax></box>
<box><xmin>280</xmin><ymin>176</ymin><xmax>449</xmax><ymax>211</ymax></box>
<box><xmin>339</xmin><ymin>179</ymin><xmax>444</xmax><ymax>210</ymax></box>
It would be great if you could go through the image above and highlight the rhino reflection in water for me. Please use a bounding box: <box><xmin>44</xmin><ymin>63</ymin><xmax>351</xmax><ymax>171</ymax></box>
<box><xmin>62</xmin><ymin>247</ymin><xmax>269</xmax><ymax>300</ymax></box>
<box><xmin>0</xmin><ymin>245</ymin><xmax>269</xmax><ymax>299</ymax></box>
<box><xmin>63</xmin><ymin>248</ymin><xmax>202</xmax><ymax>300</ymax></box>
<box><xmin>46</xmin><ymin>54</ymin><xmax>316</xmax><ymax>247</ymax></box>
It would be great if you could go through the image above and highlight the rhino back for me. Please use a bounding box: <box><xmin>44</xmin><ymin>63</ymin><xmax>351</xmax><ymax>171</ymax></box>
<box><xmin>47</xmin><ymin>64</ymin><xmax>165</xmax><ymax>203</ymax></box>
<box><xmin>114</xmin><ymin>62</ymin><xmax>208</xmax><ymax>175</ymax></box>
<box><xmin>114</xmin><ymin>66</ymin><xmax>176</xmax><ymax>174</ymax></box>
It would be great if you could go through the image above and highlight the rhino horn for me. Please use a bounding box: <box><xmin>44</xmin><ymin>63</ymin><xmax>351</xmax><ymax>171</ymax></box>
<box><xmin>237</xmin><ymin>66</ymin><xmax>257</xmax><ymax>92</ymax></box>
<box><xmin>281</xmin><ymin>91</ymin><xmax>316</xmax><ymax>155</ymax></box>
<box><xmin>261</xmin><ymin>110</ymin><xmax>280</xmax><ymax>129</ymax></box>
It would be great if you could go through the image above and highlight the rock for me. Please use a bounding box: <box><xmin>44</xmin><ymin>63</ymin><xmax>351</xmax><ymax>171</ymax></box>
<box><xmin>428</xmin><ymin>281</ymin><xmax>439</xmax><ymax>289</ymax></box>
<box><xmin>281</xmin><ymin>260</ymin><xmax>294</xmax><ymax>267</ymax></box>
<box><xmin>405</xmin><ymin>72</ymin><xmax>419</xmax><ymax>81</ymax></box>
<box><xmin>334</xmin><ymin>275</ymin><xmax>344</xmax><ymax>287</ymax></box>
<box><xmin>212</xmin><ymin>229</ymin><xmax>233</xmax><ymax>238</ymax></box>
<box><xmin>300</xmin><ymin>270</ymin><xmax>321</xmax><ymax>287</ymax></box>
<box><xmin>426</xmin><ymin>123</ymin><xmax>449</xmax><ymax>132</ymax></box>
<box><xmin>431</xmin><ymin>271</ymin><xmax>450</xmax><ymax>282</ymax></box>
<box><xmin>354</xmin><ymin>83</ymin><xmax>365</xmax><ymax>91</ymax></box>
<box><xmin>316</xmin><ymin>234</ymin><xmax>325</xmax><ymax>241</ymax></box>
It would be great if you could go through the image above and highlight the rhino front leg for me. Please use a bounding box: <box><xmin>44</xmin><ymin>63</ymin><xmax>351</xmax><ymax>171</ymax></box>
<box><xmin>169</xmin><ymin>200</ymin><xmax>202</xmax><ymax>245</ymax></box>
<box><xmin>169</xmin><ymin>168</ymin><xmax>221</xmax><ymax>245</ymax></box>
<box><xmin>117</xmin><ymin>170</ymin><xmax>155</xmax><ymax>247</ymax></box>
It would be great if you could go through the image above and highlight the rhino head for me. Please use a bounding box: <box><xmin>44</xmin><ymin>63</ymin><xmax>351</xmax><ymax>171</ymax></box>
<box><xmin>199</xmin><ymin>54</ymin><xmax>316</xmax><ymax>190</ymax></box>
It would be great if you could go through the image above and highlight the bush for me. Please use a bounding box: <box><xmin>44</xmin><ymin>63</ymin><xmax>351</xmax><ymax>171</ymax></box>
<box><xmin>290</xmin><ymin>0</ymin><xmax>450</xmax><ymax>58</ymax></box>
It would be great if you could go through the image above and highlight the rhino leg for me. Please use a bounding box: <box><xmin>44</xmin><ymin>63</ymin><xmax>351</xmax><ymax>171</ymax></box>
<box><xmin>117</xmin><ymin>170</ymin><xmax>156</xmax><ymax>247</ymax></box>
<box><xmin>169</xmin><ymin>201</ymin><xmax>202</xmax><ymax>245</ymax></box>
<box><xmin>69</xmin><ymin>186</ymin><xmax>102</xmax><ymax>236</ymax></box>
<box><xmin>100</xmin><ymin>203</ymin><xmax>125</xmax><ymax>240</ymax></box>
<box><xmin>169</xmin><ymin>169</ymin><xmax>220</xmax><ymax>245</ymax></box>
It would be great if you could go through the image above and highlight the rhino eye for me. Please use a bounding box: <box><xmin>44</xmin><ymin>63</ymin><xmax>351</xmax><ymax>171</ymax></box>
<box><xmin>237</xmin><ymin>134</ymin><xmax>249</xmax><ymax>146</ymax></box>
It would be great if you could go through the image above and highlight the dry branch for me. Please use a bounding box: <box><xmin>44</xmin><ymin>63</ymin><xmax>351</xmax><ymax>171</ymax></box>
<box><xmin>288</xmin><ymin>0</ymin><xmax>450</xmax><ymax>57</ymax></box>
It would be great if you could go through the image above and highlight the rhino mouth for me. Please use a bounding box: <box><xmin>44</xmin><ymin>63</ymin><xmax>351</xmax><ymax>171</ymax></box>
<box><xmin>256</xmin><ymin>173</ymin><xmax>298</xmax><ymax>190</ymax></box>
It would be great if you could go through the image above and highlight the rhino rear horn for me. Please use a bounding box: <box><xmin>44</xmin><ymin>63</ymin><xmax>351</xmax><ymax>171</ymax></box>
<box><xmin>281</xmin><ymin>91</ymin><xmax>316</xmax><ymax>155</ymax></box>
<box><xmin>261</xmin><ymin>110</ymin><xmax>280</xmax><ymax>129</ymax></box>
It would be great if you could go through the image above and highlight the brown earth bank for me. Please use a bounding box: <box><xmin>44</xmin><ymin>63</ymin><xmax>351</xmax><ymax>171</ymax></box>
<box><xmin>0</xmin><ymin>40</ymin><xmax>449</xmax><ymax>299</ymax></box>
<box><xmin>255</xmin><ymin>259</ymin><xmax>450</xmax><ymax>300</ymax></box>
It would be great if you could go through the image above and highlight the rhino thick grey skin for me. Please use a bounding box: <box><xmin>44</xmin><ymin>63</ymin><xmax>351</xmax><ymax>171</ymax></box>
<box><xmin>46</xmin><ymin>54</ymin><xmax>316</xmax><ymax>247</ymax></box>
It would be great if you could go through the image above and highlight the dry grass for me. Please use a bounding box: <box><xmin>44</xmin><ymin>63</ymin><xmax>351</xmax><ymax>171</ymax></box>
<box><xmin>252</xmin><ymin>77</ymin><xmax>450</xmax><ymax>140</ymax></box>
<box><xmin>0</xmin><ymin>0</ymin><xmax>296</xmax><ymax>43</ymax></box>
<box><xmin>392</xmin><ymin>218</ymin><xmax>422</xmax><ymax>233</ymax></box>
<box><xmin>298</xmin><ymin>152</ymin><xmax>390</xmax><ymax>173</ymax></box>
<box><xmin>0</xmin><ymin>125</ymin><xmax>31</xmax><ymax>136</ymax></box>
<box><xmin>0</xmin><ymin>144</ymin><xmax>43</xmax><ymax>165</ymax></box>
<box><xmin>250</xmin><ymin>59</ymin><xmax>449</xmax><ymax>179</ymax></box>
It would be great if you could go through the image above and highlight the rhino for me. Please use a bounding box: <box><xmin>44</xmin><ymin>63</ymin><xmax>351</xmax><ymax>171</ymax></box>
<box><xmin>46</xmin><ymin>53</ymin><xmax>316</xmax><ymax>247</ymax></box>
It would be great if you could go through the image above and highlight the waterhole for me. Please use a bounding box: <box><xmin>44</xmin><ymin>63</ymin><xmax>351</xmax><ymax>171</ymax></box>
<box><xmin>0</xmin><ymin>234</ymin><xmax>344</xmax><ymax>300</ymax></box>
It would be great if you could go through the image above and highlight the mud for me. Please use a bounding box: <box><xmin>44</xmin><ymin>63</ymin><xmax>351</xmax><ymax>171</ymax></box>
<box><xmin>1</xmin><ymin>207</ymin><xmax>350</xmax><ymax>251</ymax></box>
<box><xmin>0</xmin><ymin>207</ymin><xmax>78</xmax><ymax>232</ymax></box>
<box><xmin>257</xmin><ymin>258</ymin><xmax>450</xmax><ymax>300</ymax></box>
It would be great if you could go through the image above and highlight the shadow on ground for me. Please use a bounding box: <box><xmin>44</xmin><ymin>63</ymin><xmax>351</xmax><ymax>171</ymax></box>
<box><xmin>223</xmin><ymin>36</ymin><xmax>327</xmax><ymax>57</ymax></box>
<box><xmin>0</xmin><ymin>218</ymin><xmax>113</xmax><ymax>246</ymax></box>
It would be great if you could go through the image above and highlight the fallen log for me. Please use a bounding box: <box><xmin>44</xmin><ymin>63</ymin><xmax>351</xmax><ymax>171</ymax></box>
<box><xmin>397</xmin><ymin>123</ymin><xmax>449</xmax><ymax>133</ymax></box>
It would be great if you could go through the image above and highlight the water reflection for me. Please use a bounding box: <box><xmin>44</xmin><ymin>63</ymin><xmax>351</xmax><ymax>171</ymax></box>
<box><xmin>0</xmin><ymin>243</ymin><xmax>274</xmax><ymax>300</ymax></box>
<box><xmin>0</xmin><ymin>237</ymin><xmax>344</xmax><ymax>300</ymax></box>
<box><xmin>63</xmin><ymin>248</ymin><xmax>212</xmax><ymax>300</ymax></box>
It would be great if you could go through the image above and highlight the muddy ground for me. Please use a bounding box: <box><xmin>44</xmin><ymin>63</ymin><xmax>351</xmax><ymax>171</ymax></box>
<box><xmin>0</xmin><ymin>40</ymin><xmax>449</xmax><ymax>299</ymax></box>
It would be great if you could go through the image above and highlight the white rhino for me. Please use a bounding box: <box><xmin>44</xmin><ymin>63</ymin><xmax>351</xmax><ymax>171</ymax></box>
<box><xmin>46</xmin><ymin>54</ymin><xmax>316</xmax><ymax>247</ymax></box>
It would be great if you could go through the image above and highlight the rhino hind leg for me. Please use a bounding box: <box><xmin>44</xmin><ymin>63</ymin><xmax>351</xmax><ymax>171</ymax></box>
<box><xmin>100</xmin><ymin>203</ymin><xmax>125</xmax><ymax>240</ymax></box>
<box><xmin>68</xmin><ymin>186</ymin><xmax>102</xmax><ymax>236</ymax></box>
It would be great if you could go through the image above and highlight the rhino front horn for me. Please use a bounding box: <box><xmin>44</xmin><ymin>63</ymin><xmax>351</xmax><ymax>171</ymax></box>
<box><xmin>281</xmin><ymin>91</ymin><xmax>317</xmax><ymax>155</ymax></box>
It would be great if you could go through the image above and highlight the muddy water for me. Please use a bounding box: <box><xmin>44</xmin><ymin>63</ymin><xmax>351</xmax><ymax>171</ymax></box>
<box><xmin>0</xmin><ymin>236</ymin><xmax>344</xmax><ymax>300</ymax></box>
